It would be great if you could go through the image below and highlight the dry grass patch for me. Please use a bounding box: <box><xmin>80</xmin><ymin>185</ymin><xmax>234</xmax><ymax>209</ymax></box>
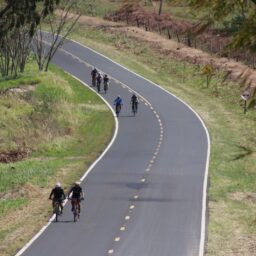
<box><xmin>207</xmin><ymin>201</ymin><xmax>256</xmax><ymax>256</ymax></box>
<box><xmin>0</xmin><ymin>186</ymin><xmax>49</xmax><ymax>256</ymax></box>
<box><xmin>229</xmin><ymin>192</ymin><xmax>256</xmax><ymax>205</ymax></box>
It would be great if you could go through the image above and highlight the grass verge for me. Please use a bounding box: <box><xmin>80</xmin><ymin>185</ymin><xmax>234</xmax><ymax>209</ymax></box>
<box><xmin>70</xmin><ymin>23</ymin><xmax>256</xmax><ymax>255</ymax></box>
<box><xmin>0</xmin><ymin>62</ymin><xmax>114</xmax><ymax>256</ymax></box>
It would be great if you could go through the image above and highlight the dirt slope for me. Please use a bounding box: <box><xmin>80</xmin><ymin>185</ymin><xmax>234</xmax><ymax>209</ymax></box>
<box><xmin>76</xmin><ymin>14</ymin><xmax>256</xmax><ymax>90</ymax></box>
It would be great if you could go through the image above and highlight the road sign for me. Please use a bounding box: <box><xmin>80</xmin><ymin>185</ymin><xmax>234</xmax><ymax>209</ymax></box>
<box><xmin>241</xmin><ymin>90</ymin><xmax>251</xmax><ymax>114</ymax></box>
<box><xmin>241</xmin><ymin>90</ymin><xmax>251</xmax><ymax>101</ymax></box>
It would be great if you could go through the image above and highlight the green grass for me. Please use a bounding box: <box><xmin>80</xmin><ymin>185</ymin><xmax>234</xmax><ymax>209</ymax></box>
<box><xmin>0</xmin><ymin>198</ymin><xmax>28</xmax><ymax>216</ymax></box>
<box><xmin>70</xmin><ymin>23</ymin><xmax>256</xmax><ymax>255</ymax></box>
<box><xmin>0</xmin><ymin>59</ymin><xmax>114</xmax><ymax>256</ymax></box>
<box><xmin>75</xmin><ymin>0</ymin><xmax>122</xmax><ymax>17</ymax></box>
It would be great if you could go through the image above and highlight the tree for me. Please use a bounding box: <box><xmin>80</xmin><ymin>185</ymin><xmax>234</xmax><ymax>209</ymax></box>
<box><xmin>0</xmin><ymin>0</ymin><xmax>60</xmax><ymax>37</ymax></box>
<box><xmin>32</xmin><ymin>0</ymin><xmax>81</xmax><ymax>71</ymax></box>
<box><xmin>0</xmin><ymin>0</ymin><xmax>80</xmax><ymax>76</ymax></box>
<box><xmin>159</xmin><ymin>0</ymin><xmax>164</xmax><ymax>15</ymax></box>
<box><xmin>187</xmin><ymin>0</ymin><xmax>256</xmax><ymax>52</ymax></box>
<box><xmin>0</xmin><ymin>0</ymin><xmax>62</xmax><ymax>76</ymax></box>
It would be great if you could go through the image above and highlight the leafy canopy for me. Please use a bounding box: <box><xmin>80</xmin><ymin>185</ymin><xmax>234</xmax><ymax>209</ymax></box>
<box><xmin>0</xmin><ymin>0</ymin><xmax>60</xmax><ymax>36</ymax></box>
<box><xmin>188</xmin><ymin>0</ymin><xmax>256</xmax><ymax>51</ymax></box>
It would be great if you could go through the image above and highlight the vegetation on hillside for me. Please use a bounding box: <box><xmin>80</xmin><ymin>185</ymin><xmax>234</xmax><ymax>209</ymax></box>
<box><xmin>104</xmin><ymin>0</ymin><xmax>256</xmax><ymax>70</ymax></box>
<box><xmin>0</xmin><ymin>0</ymin><xmax>81</xmax><ymax>76</ymax></box>
<box><xmin>0</xmin><ymin>63</ymin><xmax>114</xmax><ymax>256</ymax></box>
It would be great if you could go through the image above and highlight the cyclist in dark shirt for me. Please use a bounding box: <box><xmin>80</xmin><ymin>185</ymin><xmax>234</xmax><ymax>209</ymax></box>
<box><xmin>49</xmin><ymin>182</ymin><xmax>66</xmax><ymax>214</ymax></box>
<box><xmin>91</xmin><ymin>68</ymin><xmax>98</xmax><ymax>86</ymax></box>
<box><xmin>68</xmin><ymin>181</ymin><xmax>84</xmax><ymax>213</ymax></box>
<box><xmin>131</xmin><ymin>93</ymin><xmax>139</xmax><ymax>114</ymax></box>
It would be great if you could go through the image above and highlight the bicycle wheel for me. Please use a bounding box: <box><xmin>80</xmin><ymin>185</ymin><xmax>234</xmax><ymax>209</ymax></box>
<box><xmin>116</xmin><ymin>105</ymin><xmax>121</xmax><ymax>117</ymax></box>
<box><xmin>97</xmin><ymin>81</ymin><xmax>101</xmax><ymax>92</ymax></box>
<box><xmin>54</xmin><ymin>203</ymin><xmax>59</xmax><ymax>222</ymax></box>
<box><xmin>132</xmin><ymin>104</ymin><xmax>135</xmax><ymax>116</ymax></box>
<box><xmin>104</xmin><ymin>82</ymin><xmax>108</xmax><ymax>94</ymax></box>
<box><xmin>92</xmin><ymin>77</ymin><xmax>96</xmax><ymax>87</ymax></box>
<box><xmin>73</xmin><ymin>206</ymin><xmax>77</xmax><ymax>222</ymax></box>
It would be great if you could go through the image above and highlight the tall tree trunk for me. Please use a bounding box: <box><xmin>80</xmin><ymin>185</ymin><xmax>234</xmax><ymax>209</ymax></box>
<box><xmin>159</xmin><ymin>0</ymin><xmax>164</xmax><ymax>15</ymax></box>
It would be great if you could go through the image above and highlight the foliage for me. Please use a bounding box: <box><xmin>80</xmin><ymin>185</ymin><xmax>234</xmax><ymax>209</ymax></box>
<box><xmin>187</xmin><ymin>0</ymin><xmax>256</xmax><ymax>51</ymax></box>
<box><xmin>33</xmin><ymin>0</ymin><xmax>81</xmax><ymax>71</ymax></box>
<box><xmin>0</xmin><ymin>0</ymin><xmax>81</xmax><ymax>76</ymax></box>
<box><xmin>0</xmin><ymin>0</ymin><xmax>60</xmax><ymax>37</ymax></box>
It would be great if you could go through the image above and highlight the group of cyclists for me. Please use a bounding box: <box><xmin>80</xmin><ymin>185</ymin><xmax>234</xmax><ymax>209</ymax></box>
<box><xmin>49</xmin><ymin>181</ymin><xmax>84</xmax><ymax>219</ymax></box>
<box><xmin>91</xmin><ymin>67</ymin><xmax>139</xmax><ymax>117</ymax></box>
<box><xmin>49</xmin><ymin>68</ymin><xmax>140</xmax><ymax>218</ymax></box>
<box><xmin>91</xmin><ymin>67</ymin><xmax>109</xmax><ymax>93</ymax></box>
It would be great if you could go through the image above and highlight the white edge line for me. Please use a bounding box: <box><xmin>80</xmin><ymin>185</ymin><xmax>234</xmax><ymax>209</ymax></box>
<box><xmin>15</xmin><ymin>72</ymin><xmax>119</xmax><ymax>256</ymax></box>
<box><xmin>68</xmin><ymin>39</ymin><xmax>211</xmax><ymax>256</ymax></box>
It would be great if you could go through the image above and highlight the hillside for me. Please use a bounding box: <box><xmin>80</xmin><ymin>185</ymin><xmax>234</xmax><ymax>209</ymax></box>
<box><xmin>0</xmin><ymin>63</ymin><xmax>114</xmax><ymax>256</ymax></box>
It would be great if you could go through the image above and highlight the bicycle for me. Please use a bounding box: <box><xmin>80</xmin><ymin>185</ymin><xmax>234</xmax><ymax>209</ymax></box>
<box><xmin>53</xmin><ymin>200</ymin><xmax>62</xmax><ymax>222</ymax></box>
<box><xmin>96</xmin><ymin>80</ymin><xmax>101</xmax><ymax>92</ymax></box>
<box><xmin>131</xmin><ymin>101</ymin><xmax>138</xmax><ymax>116</ymax></box>
<box><xmin>71</xmin><ymin>198</ymin><xmax>84</xmax><ymax>222</ymax></box>
<box><xmin>115</xmin><ymin>104</ymin><xmax>122</xmax><ymax>117</ymax></box>
<box><xmin>92</xmin><ymin>76</ymin><xmax>96</xmax><ymax>87</ymax></box>
<box><xmin>103</xmin><ymin>81</ymin><xmax>109</xmax><ymax>94</ymax></box>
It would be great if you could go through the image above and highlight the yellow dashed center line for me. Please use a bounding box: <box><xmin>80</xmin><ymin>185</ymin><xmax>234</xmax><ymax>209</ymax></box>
<box><xmin>59</xmin><ymin>46</ymin><xmax>168</xmax><ymax>255</ymax></box>
<box><xmin>115</xmin><ymin>237</ymin><xmax>121</xmax><ymax>242</ymax></box>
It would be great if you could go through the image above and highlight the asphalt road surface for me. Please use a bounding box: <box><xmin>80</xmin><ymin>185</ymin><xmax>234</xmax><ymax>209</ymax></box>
<box><xmin>19</xmin><ymin>39</ymin><xmax>209</xmax><ymax>256</ymax></box>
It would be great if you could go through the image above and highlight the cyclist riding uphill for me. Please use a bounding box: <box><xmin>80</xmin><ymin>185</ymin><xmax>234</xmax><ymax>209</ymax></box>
<box><xmin>49</xmin><ymin>182</ymin><xmax>66</xmax><ymax>214</ymax></box>
<box><xmin>114</xmin><ymin>95</ymin><xmax>123</xmax><ymax>116</ymax></box>
<box><xmin>68</xmin><ymin>181</ymin><xmax>84</xmax><ymax>214</ymax></box>
<box><xmin>91</xmin><ymin>67</ymin><xmax>98</xmax><ymax>78</ymax></box>
<box><xmin>131</xmin><ymin>93</ymin><xmax>138</xmax><ymax>111</ymax></box>
<box><xmin>91</xmin><ymin>67</ymin><xmax>98</xmax><ymax>86</ymax></box>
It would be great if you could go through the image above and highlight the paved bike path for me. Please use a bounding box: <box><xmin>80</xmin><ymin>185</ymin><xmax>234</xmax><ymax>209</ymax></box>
<box><xmin>20</xmin><ymin>40</ymin><xmax>209</xmax><ymax>256</ymax></box>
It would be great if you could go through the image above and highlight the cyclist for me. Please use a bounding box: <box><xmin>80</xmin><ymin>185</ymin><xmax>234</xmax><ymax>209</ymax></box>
<box><xmin>114</xmin><ymin>95</ymin><xmax>123</xmax><ymax>116</ymax></box>
<box><xmin>96</xmin><ymin>72</ymin><xmax>102</xmax><ymax>92</ymax></box>
<box><xmin>49</xmin><ymin>182</ymin><xmax>66</xmax><ymax>214</ymax></box>
<box><xmin>91</xmin><ymin>67</ymin><xmax>98</xmax><ymax>86</ymax></box>
<box><xmin>131</xmin><ymin>93</ymin><xmax>139</xmax><ymax>114</ymax></box>
<box><xmin>103</xmin><ymin>74</ymin><xmax>109</xmax><ymax>93</ymax></box>
<box><xmin>68</xmin><ymin>181</ymin><xmax>84</xmax><ymax>214</ymax></box>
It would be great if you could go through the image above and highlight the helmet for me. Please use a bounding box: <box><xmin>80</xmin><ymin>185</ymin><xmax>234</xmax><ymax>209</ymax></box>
<box><xmin>117</xmin><ymin>95</ymin><xmax>120</xmax><ymax>98</ymax></box>
<box><xmin>75</xmin><ymin>181</ymin><xmax>81</xmax><ymax>186</ymax></box>
<box><xmin>56</xmin><ymin>182</ymin><xmax>61</xmax><ymax>188</ymax></box>
<box><xmin>104</xmin><ymin>74</ymin><xmax>108</xmax><ymax>77</ymax></box>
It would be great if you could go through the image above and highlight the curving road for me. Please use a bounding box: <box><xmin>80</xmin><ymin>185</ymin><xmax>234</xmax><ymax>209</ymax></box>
<box><xmin>17</xmin><ymin>39</ymin><xmax>210</xmax><ymax>256</ymax></box>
